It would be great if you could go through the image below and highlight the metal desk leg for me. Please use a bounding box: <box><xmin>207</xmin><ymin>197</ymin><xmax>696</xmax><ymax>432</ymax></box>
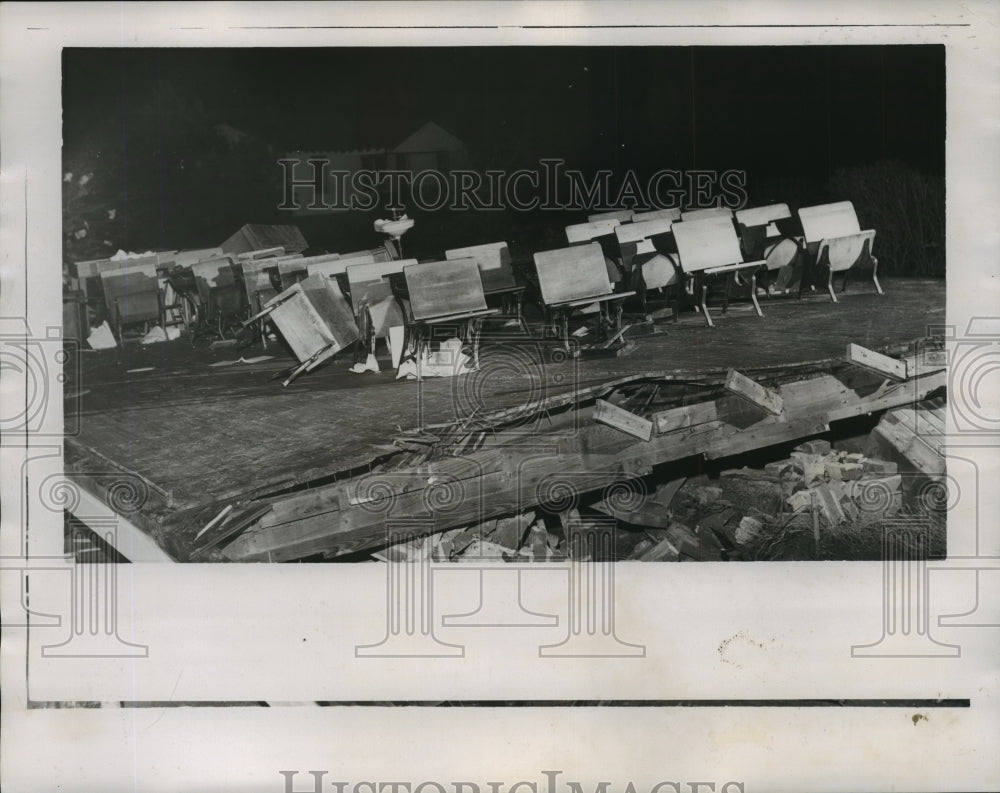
<box><xmin>470</xmin><ymin>318</ymin><xmax>483</xmax><ymax>370</ymax></box>
<box><xmin>700</xmin><ymin>283</ymin><xmax>714</xmax><ymax>328</ymax></box>
<box><xmin>826</xmin><ymin>268</ymin><xmax>838</xmax><ymax>303</ymax></box>
<box><xmin>414</xmin><ymin>325</ymin><xmax>424</xmax><ymax>382</ymax></box>
<box><xmin>750</xmin><ymin>272</ymin><xmax>763</xmax><ymax>318</ymax></box>
<box><xmin>872</xmin><ymin>258</ymin><xmax>884</xmax><ymax>295</ymax></box>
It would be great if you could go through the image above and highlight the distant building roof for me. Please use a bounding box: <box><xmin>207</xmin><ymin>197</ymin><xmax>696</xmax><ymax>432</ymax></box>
<box><xmin>392</xmin><ymin>122</ymin><xmax>465</xmax><ymax>154</ymax></box>
<box><xmin>219</xmin><ymin>224</ymin><xmax>309</xmax><ymax>255</ymax></box>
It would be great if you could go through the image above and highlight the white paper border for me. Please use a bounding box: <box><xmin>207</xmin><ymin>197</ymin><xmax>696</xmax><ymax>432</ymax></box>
<box><xmin>2</xmin><ymin>2</ymin><xmax>998</xmax><ymax>792</ymax></box>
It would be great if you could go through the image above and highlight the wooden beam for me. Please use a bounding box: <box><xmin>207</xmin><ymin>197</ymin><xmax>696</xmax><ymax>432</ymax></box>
<box><xmin>593</xmin><ymin>399</ymin><xmax>654</xmax><ymax>441</ymax></box>
<box><xmin>724</xmin><ymin>369</ymin><xmax>784</xmax><ymax>415</ymax></box>
<box><xmin>846</xmin><ymin>343</ymin><xmax>907</xmax><ymax>380</ymax></box>
<box><xmin>224</xmin><ymin>452</ymin><xmax>625</xmax><ymax>561</ymax></box>
<box><xmin>653</xmin><ymin>400</ymin><xmax>719</xmax><ymax>434</ymax></box>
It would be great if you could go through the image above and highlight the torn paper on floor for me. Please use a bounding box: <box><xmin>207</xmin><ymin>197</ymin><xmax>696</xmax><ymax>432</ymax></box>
<box><xmin>86</xmin><ymin>321</ymin><xmax>117</xmax><ymax>350</ymax></box>
<box><xmin>140</xmin><ymin>325</ymin><xmax>181</xmax><ymax>345</ymax></box>
<box><xmin>349</xmin><ymin>354</ymin><xmax>380</xmax><ymax>374</ymax></box>
<box><xmin>395</xmin><ymin>337</ymin><xmax>472</xmax><ymax>380</ymax></box>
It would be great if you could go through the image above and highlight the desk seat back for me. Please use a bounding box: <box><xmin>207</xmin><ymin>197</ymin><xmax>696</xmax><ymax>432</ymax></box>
<box><xmin>818</xmin><ymin>230</ymin><xmax>876</xmax><ymax>272</ymax></box>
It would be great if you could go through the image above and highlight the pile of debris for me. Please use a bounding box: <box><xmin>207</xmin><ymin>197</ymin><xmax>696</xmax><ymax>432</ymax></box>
<box><xmin>372</xmin><ymin>512</ymin><xmax>569</xmax><ymax>564</ymax></box>
<box><xmin>624</xmin><ymin>399</ymin><xmax>945</xmax><ymax>562</ymax></box>
<box><xmin>370</xmin><ymin>439</ymin><xmax>913</xmax><ymax>565</ymax></box>
<box><xmin>344</xmin><ymin>398</ymin><xmax>948</xmax><ymax>565</ymax></box>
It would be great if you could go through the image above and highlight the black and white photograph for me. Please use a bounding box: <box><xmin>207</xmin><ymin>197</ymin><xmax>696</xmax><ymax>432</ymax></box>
<box><xmin>1</xmin><ymin>3</ymin><xmax>998</xmax><ymax>792</ymax></box>
<box><xmin>60</xmin><ymin>43</ymin><xmax>947</xmax><ymax>565</ymax></box>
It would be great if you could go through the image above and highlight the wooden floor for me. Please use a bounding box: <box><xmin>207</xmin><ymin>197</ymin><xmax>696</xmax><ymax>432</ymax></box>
<box><xmin>65</xmin><ymin>278</ymin><xmax>945</xmax><ymax>545</ymax></box>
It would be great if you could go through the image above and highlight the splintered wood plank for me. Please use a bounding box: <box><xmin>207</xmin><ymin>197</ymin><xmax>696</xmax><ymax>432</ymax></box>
<box><xmin>224</xmin><ymin>352</ymin><xmax>946</xmax><ymax>561</ymax></box>
<box><xmin>593</xmin><ymin>399</ymin><xmax>654</xmax><ymax>441</ymax></box>
<box><xmin>846</xmin><ymin>343</ymin><xmax>908</xmax><ymax>380</ymax></box>
<box><xmin>826</xmin><ymin>371</ymin><xmax>945</xmax><ymax>422</ymax></box>
<box><xmin>225</xmin><ymin>452</ymin><xmax>623</xmax><ymax>561</ymax></box>
<box><xmin>724</xmin><ymin>369</ymin><xmax>784</xmax><ymax>415</ymax></box>
<box><xmin>703</xmin><ymin>417</ymin><xmax>827</xmax><ymax>460</ymax></box>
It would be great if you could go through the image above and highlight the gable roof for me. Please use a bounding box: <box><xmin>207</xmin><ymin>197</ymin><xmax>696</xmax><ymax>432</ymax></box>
<box><xmin>392</xmin><ymin>121</ymin><xmax>465</xmax><ymax>154</ymax></box>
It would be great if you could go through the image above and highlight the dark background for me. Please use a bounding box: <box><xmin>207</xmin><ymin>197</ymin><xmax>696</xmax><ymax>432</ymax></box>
<box><xmin>63</xmin><ymin>46</ymin><xmax>945</xmax><ymax>274</ymax></box>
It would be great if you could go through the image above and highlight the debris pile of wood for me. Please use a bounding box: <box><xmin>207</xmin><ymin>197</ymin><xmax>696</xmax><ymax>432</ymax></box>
<box><xmin>616</xmin><ymin>398</ymin><xmax>946</xmax><ymax>562</ymax></box>
<box><xmin>374</xmin><ymin>511</ymin><xmax>572</xmax><ymax>563</ymax></box>
<box><xmin>170</xmin><ymin>340</ymin><xmax>946</xmax><ymax>563</ymax></box>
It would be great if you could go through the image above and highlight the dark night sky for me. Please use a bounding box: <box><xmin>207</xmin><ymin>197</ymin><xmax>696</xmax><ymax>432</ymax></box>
<box><xmin>62</xmin><ymin>45</ymin><xmax>945</xmax><ymax>255</ymax></box>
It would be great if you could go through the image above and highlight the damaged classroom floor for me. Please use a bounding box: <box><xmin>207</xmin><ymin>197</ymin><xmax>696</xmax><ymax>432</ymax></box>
<box><xmin>65</xmin><ymin>276</ymin><xmax>948</xmax><ymax>564</ymax></box>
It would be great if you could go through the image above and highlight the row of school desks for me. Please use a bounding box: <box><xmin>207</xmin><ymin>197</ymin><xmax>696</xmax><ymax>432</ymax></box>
<box><xmin>569</xmin><ymin>200</ymin><xmax>880</xmax><ymax>312</ymax></box>
<box><xmin>69</xmin><ymin>200</ymin><xmax>880</xmax><ymax>381</ymax></box>
<box><xmin>245</xmin><ymin>197</ymin><xmax>880</xmax><ymax>384</ymax></box>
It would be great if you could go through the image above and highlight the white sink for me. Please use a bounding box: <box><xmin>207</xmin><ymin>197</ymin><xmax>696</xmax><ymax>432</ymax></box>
<box><xmin>374</xmin><ymin>216</ymin><xmax>414</xmax><ymax>240</ymax></box>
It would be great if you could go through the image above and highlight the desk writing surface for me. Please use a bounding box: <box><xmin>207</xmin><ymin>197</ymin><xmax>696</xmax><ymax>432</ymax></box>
<box><xmin>632</xmin><ymin>207</ymin><xmax>681</xmax><ymax>223</ymax></box>
<box><xmin>680</xmin><ymin>207</ymin><xmax>733</xmax><ymax>222</ymax></box>
<box><xmin>346</xmin><ymin>259</ymin><xmax>413</xmax><ymax>311</ymax></box>
<box><xmin>445</xmin><ymin>242</ymin><xmax>517</xmax><ymax>293</ymax></box>
<box><xmin>587</xmin><ymin>209</ymin><xmax>634</xmax><ymax>223</ymax></box>
<box><xmin>799</xmin><ymin>201</ymin><xmax>861</xmax><ymax>243</ymax></box>
<box><xmin>534</xmin><ymin>242</ymin><xmax>613</xmax><ymax>305</ymax></box>
<box><xmin>175</xmin><ymin>248</ymin><xmax>224</xmax><ymax>267</ymax></box>
<box><xmin>615</xmin><ymin>217</ymin><xmax>675</xmax><ymax>246</ymax></box>
<box><xmin>306</xmin><ymin>259</ymin><xmax>350</xmax><ymax>280</ymax></box>
<box><xmin>99</xmin><ymin>261</ymin><xmax>160</xmax><ymax>307</ymax></box>
<box><xmin>673</xmin><ymin>217</ymin><xmax>746</xmax><ymax>273</ymax></box>
<box><xmin>565</xmin><ymin>219</ymin><xmax>621</xmax><ymax>244</ymax></box>
<box><xmin>735</xmin><ymin>203</ymin><xmax>792</xmax><ymax>230</ymax></box>
<box><xmin>405</xmin><ymin>258</ymin><xmax>488</xmax><ymax>321</ymax></box>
